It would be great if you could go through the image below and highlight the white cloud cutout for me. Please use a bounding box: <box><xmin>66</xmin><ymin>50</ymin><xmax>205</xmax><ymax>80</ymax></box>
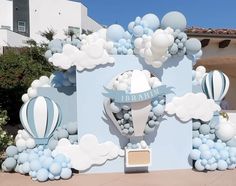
<box><xmin>134</xmin><ymin>27</ymin><xmax>174</xmax><ymax>68</ymax></box>
<box><xmin>52</xmin><ymin>134</ymin><xmax>124</xmax><ymax>171</ymax></box>
<box><xmin>165</xmin><ymin>93</ymin><xmax>221</xmax><ymax>122</ymax></box>
<box><xmin>49</xmin><ymin>29</ymin><xmax>115</xmax><ymax>71</ymax></box>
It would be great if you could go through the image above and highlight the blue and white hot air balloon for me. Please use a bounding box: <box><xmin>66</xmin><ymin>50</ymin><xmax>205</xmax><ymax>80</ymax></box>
<box><xmin>20</xmin><ymin>96</ymin><xmax>61</xmax><ymax>144</ymax></box>
<box><xmin>201</xmin><ymin>70</ymin><xmax>230</xmax><ymax>103</ymax></box>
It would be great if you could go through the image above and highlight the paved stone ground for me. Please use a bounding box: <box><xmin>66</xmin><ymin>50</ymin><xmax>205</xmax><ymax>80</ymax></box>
<box><xmin>1</xmin><ymin>169</ymin><xmax>236</xmax><ymax>186</ymax></box>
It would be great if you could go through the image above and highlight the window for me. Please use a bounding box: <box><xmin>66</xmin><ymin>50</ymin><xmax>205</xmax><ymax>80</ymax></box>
<box><xmin>18</xmin><ymin>21</ymin><xmax>26</xmax><ymax>32</ymax></box>
<box><xmin>68</xmin><ymin>26</ymin><xmax>80</xmax><ymax>37</ymax></box>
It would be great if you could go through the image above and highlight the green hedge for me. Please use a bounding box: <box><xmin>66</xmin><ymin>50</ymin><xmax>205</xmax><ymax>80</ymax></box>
<box><xmin>0</xmin><ymin>46</ymin><xmax>55</xmax><ymax>125</ymax></box>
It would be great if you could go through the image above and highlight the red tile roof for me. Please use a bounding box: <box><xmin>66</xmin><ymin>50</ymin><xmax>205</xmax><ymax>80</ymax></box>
<box><xmin>186</xmin><ymin>27</ymin><xmax>236</xmax><ymax>38</ymax></box>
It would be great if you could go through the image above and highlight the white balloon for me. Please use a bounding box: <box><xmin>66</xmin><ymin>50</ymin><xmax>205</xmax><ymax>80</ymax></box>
<box><xmin>16</xmin><ymin>138</ymin><xmax>26</xmax><ymax>148</ymax></box>
<box><xmin>26</xmin><ymin>138</ymin><xmax>36</xmax><ymax>149</ymax></box>
<box><xmin>21</xmin><ymin>130</ymin><xmax>30</xmax><ymax>140</ymax></box>
<box><xmin>27</xmin><ymin>88</ymin><xmax>37</xmax><ymax>98</ymax></box>
<box><xmin>196</xmin><ymin>66</ymin><xmax>206</xmax><ymax>75</ymax></box>
<box><xmin>21</xmin><ymin>94</ymin><xmax>29</xmax><ymax>103</ymax></box>
<box><xmin>134</xmin><ymin>38</ymin><xmax>143</xmax><ymax>49</ymax></box>
<box><xmin>117</xmin><ymin>83</ymin><xmax>128</xmax><ymax>91</ymax></box>
<box><xmin>31</xmin><ymin>80</ymin><xmax>41</xmax><ymax>88</ymax></box>
<box><xmin>39</xmin><ymin>76</ymin><xmax>50</xmax><ymax>85</ymax></box>
<box><xmin>216</xmin><ymin>121</ymin><xmax>235</xmax><ymax>141</ymax></box>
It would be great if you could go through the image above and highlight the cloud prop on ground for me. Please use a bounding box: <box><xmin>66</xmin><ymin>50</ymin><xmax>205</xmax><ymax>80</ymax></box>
<box><xmin>52</xmin><ymin>134</ymin><xmax>124</xmax><ymax>171</ymax></box>
<box><xmin>49</xmin><ymin>29</ymin><xmax>114</xmax><ymax>71</ymax></box>
<box><xmin>165</xmin><ymin>93</ymin><xmax>221</xmax><ymax>122</ymax></box>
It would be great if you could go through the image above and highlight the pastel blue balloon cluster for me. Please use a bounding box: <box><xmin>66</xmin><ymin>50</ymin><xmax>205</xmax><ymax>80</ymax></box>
<box><xmin>192</xmin><ymin>119</ymin><xmax>216</xmax><ymax>140</ymax></box>
<box><xmin>47</xmin><ymin>122</ymin><xmax>78</xmax><ymax>150</ymax></box>
<box><xmin>168</xmin><ymin>29</ymin><xmax>187</xmax><ymax>57</ymax></box>
<box><xmin>191</xmin><ymin>118</ymin><xmax>236</xmax><ymax>171</ymax></box>
<box><xmin>2</xmin><ymin>145</ymin><xmax>73</xmax><ymax>182</ymax></box>
<box><xmin>128</xmin><ymin>16</ymin><xmax>156</xmax><ymax>38</ymax></box>
<box><xmin>110</xmin><ymin>95</ymin><xmax>165</xmax><ymax>136</ymax></box>
<box><xmin>106</xmin><ymin>24</ymin><xmax>133</xmax><ymax>55</ymax></box>
<box><xmin>191</xmin><ymin>135</ymin><xmax>236</xmax><ymax>171</ymax></box>
<box><xmin>44</xmin><ymin>38</ymin><xmax>81</xmax><ymax>59</ymax></box>
<box><xmin>50</xmin><ymin>67</ymin><xmax>76</xmax><ymax>87</ymax></box>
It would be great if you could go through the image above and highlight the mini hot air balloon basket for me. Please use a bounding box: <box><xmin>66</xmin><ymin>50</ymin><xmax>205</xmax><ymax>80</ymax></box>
<box><xmin>125</xmin><ymin>148</ymin><xmax>152</xmax><ymax>168</ymax></box>
<box><xmin>20</xmin><ymin>96</ymin><xmax>62</xmax><ymax>145</ymax></box>
<box><xmin>103</xmin><ymin>70</ymin><xmax>173</xmax><ymax>167</ymax></box>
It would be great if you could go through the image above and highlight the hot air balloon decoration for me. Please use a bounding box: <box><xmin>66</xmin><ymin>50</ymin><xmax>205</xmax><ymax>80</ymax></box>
<box><xmin>201</xmin><ymin>70</ymin><xmax>230</xmax><ymax>104</ymax></box>
<box><xmin>103</xmin><ymin>70</ymin><xmax>172</xmax><ymax>168</ymax></box>
<box><xmin>20</xmin><ymin>96</ymin><xmax>62</xmax><ymax>145</ymax></box>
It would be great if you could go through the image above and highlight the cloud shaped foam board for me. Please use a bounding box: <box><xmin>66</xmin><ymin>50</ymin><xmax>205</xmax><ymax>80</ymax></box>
<box><xmin>49</xmin><ymin>30</ymin><xmax>114</xmax><ymax>71</ymax></box>
<box><xmin>52</xmin><ymin>134</ymin><xmax>124</xmax><ymax>171</ymax></box>
<box><xmin>165</xmin><ymin>93</ymin><xmax>221</xmax><ymax>122</ymax></box>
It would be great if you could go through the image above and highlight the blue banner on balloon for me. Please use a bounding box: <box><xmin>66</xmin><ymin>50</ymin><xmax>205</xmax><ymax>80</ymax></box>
<box><xmin>103</xmin><ymin>85</ymin><xmax>174</xmax><ymax>103</ymax></box>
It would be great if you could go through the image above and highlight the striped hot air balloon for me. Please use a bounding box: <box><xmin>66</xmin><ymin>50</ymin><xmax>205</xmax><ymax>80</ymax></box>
<box><xmin>201</xmin><ymin>70</ymin><xmax>230</xmax><ymax>103</ymax></box>
<box><xmin>20</xmin><ymin>96</ymin><xmax>61</xmax><ymax>144</ymax></box>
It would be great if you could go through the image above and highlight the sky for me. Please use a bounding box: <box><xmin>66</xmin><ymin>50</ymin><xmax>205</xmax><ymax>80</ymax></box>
<box><xmin>78</xmin><ymin>0</ymin><xmax>236</xmax><ymax>29</ymax></box>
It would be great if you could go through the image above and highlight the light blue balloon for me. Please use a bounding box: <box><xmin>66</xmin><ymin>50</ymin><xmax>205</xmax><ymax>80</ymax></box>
<box><xmin>54</xmin><ymin>154</ymin><xmax>66</xmax><ymax>163</ymax></box>
<box><xmin>48</xmin><ymin>39</ymin><xmax>62</xmax><ymax>50</ymax></box>
<box><xmin>220</xmin><ymin>150</ymin><xmax>229</xmax><ymax>160</ymax></box>
<box><xmin>201</xmin><ymin>150</ymin><xmax>212</xmax><ymax>160</ymax></box>
<box><xmin>161</xmin><ymin>11</ymin><xmax>187</xmax><ymax>31</ymax></box>
<box><xmin>28</xmin><ymin>152</ymin><xmax>39</xmax><ymax>162</ymax></box>
<box><xmin>169</xmin><ymin>43</ymin><xmax>178</xmax><ymax>55</ymax></box>
<box><xmin>30</xmin><ymin>159</ymin><xmax>42</xmax><ymax>171</ymax></box>
<box><xmin>206</xmin><ymin>140</ymin><xmax>215</xmax><ymax>148</ymax></box>
<box><xmin>66</xmin><ymin>122</ymin><xmax>77</xmax><ymax>135</ymax></box>
<box><xmin>133</xmin><ymin>25</ymin><xmax>144</xmax><ymax>37</ymax></box>
<box><xmin>47</xmin><ymin>138</ymin><xmax>58</xmax><ymax>151</ymax></box>
<box><xmin>6</xmin><ymin>146</ymin><xmax>18</xmax><ymax>157</ymax></box>
<box><xmin>208</xmin><ymin>157</ymin><xmax>216</xmax><ymax>165</ymax></box>
<box><xmin>29</xmin><ymin>170</ymin><xmax>37</xmax><ymax>178</ymax></box>
<box><xmin>123</xmin><ymin>31</ymin><xmax>132</xmax><ymax>40</ymax></box>
<box><xmin>195</xmin><ymin>160</ymin><xmax>205</xmax><ymax>171</ymax></box>
<box><xmin>18</xmin><ymin>152</ymin><xmax>28</xmax><ymax>164</ymax></box>
<box><xmin>4</xmin><ymin>157</ymin><xmax>17</xmax><ymax>171</ymax></box>
<box><xmin>43</xmin><ymin>149</ymin><xmax>52</xmax><ymax>157</ymax></box>
<box><xmin>217</xmin><ymin>160</ymin><xmax>227</xmax><ymax>170</ymax></box>
<box><xmin>148</xmin><ymin>120</ymin><xmax>155</xmax><ymax>128</ymax></box>
<box><xmin>44</xmin><ymin>50</ymin><xmax>52</xmax><ymax>59</ymax></box>
<box><xmin>49</xmin><ymin>162</ymin><xmax>62</xmax><ymax>176</ymax></box>
<box><xmin>199</xmin><ymin>124</ymin><xmax>210</xmax><ymax>135</ymax></box>
<box><xmin>119</xmin><ymin>38</ymin><xmax>126</xmax><ymax>45</ymax></box>
<box><xmin>199</xmin><ymin>144</ymin><xmax>209</xmax><ymax>152</ymax></box>
<box><xmin>185</xmin><ymin>38</ymin><xmax>201</xmax><ymax>54</ymax></box>
<box><xmin>57</xmin><ymin>128</ymin><xmax>69</xmax><ymax>139</ymax></box>
<box><xmin>42</xmin><ymin>157</ymin><xmax>53</xmax><ymax>169</ymax></box>
<box><xmin>144</xmin><ymin>125</ymin><xmax>155</xmax><ymax>134</ymax></box>
<box><xmin>193</xmin><ymin>137</ymin><xmax>202</xmax><ymax>148</ymax></box>
<box><xmin>60</xmin><ymin>168</ymin><xmax>72</xmax><ymax>179</ymax></box>
<box><xmin>192</xmin><ymin>121</ymin><xmax>201</xmax><ymax>130</ymax></box>
<box><xmin>190</xmin><ymin>149</ymin><xmax>201</xmax><ymax>160</ymax></box>
<box><xmin>128</xmin><ymin>22</ymin><xmax>135</xmax><ymax>33</ymax></box>
<box><xmin>22</xmin><ymin>162</ymin><xmax>30</xmax><ymax>174</ymax></box>
<box><xmin>142</xmin><ymin>13</ymin><xmax>160</xmax><ymax>31</ymax></box>
<box><xmin>37</xmin><ymin>168</ymin><xmax>49</xmax><ymax>182</ymax></box>
<box><xmin>192</xmin><ymin>130</ymin><xmax>200</xmax><ymax>138</ymax></box>
<box><xmin>152</xmin><ymin>104</ymin><xmax>165</xmax><ymax>116</ymax></box>
<box><xmin>107</xmin><ymin>24</ymin><xmax>125</xmax><ymax>42</ymax></box>
<box><xmin>135</xmin><ymin>17</ymin><xmax>142</xmax><ymax>24</ymax></box>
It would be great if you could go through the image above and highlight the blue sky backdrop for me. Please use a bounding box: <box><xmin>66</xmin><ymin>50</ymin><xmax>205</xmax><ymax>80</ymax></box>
<box><xmin>78</xmin><ymin>0</ymin><xmax>236</xmax><ymax>29</ymax></box>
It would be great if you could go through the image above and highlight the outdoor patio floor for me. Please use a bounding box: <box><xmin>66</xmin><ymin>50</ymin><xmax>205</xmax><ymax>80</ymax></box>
<box><xmin>1</xmin><ymin>169</ymin><xmax>236</xmax><ymax>186</ymax></box>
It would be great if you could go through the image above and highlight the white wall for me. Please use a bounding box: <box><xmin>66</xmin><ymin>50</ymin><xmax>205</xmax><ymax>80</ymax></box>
<box><xmin>0</xmin><ymin>0</ymin><xmax>13</xmax><ymax>30</ymax></box>
<box><xmin>0</xmin><ymin>29</ymin><xmax>29</xmax><ymax>54</ymax></box>
<box><xmin>29</xmin><ymin>0</ymin><xmax>82</xmax><ymax>43</ymax></box>
<box><xmin>80</xmin><ymin>4</ymin><xmax>102</xmax><ymax>32</ymax></box>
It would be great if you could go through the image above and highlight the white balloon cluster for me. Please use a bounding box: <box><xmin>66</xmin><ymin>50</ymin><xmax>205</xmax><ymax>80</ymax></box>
<box><xmin>192</xmin><ymin>66</ymin><xmax>207</xmax><ymax>86</ymax></box>
<box><xmin>134</xmin><ymin>28</ymin><xmax>174</xmax><ymax>68</ymax></box>
<box><xmin>21</xmin><ymin>76</ymin><xmax>50</xmax><ymax>103</ymax></box>
<box><xmin>126</xmin><ymin>140</ymin><xmax>148</xmax><ymax>149</ymax></box>
<box><xmin>49</xmin><ymin>28</ymin><xmax>115</xmax><ymax>71</ymax></box>
<box><xmin>216</xmin><ymin>116</ymin><xmax>236</xmax><ymax>142</ymax></box>
<box><xmin>112</xmin><ymin>70</ymin><xmax>162</xmax><ymax>92</ymax></box>
<box><xmin>15</xmin><ymin>130</ymin><xmax>36</xmax><ymax>151</ymax></box>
